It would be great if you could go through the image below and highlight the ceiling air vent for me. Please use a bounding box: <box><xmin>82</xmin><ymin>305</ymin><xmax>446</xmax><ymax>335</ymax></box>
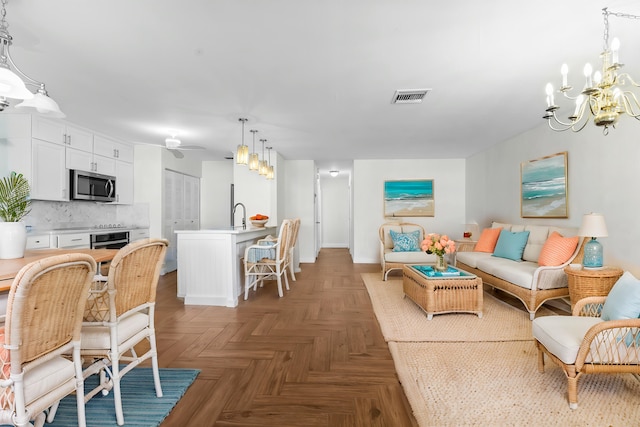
<box><xmin>391</xmin><ymin>89</ymin><xmax>431</xmax><ymax>104</ymax></box>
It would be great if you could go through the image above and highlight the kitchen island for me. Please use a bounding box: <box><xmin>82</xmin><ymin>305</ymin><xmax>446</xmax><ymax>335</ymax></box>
<box><xmin>175</xmin><ymin>227</ymin><xmax>277</xmax><ymax>307</ymax></box>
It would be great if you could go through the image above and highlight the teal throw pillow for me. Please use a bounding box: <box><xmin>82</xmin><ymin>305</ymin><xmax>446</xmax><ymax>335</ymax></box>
<box><xmin>390</xmin><ymin>229</ymin><xmax>420</xmax><ymax>252</ymax></box>
<box><xmin>492</xmin><ymin>230</ymin><xmax>530</xmax><ymax>261</ymax></box>
<box><xmin>601</xmin><ymin>272</ymin><xmax>640</xmax><ymax>321</ymax></box>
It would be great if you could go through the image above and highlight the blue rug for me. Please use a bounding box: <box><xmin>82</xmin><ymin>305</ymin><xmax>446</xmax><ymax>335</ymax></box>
<box><xmin>5</xmin><ymin>368</ymin><xmax>199</xmax><ymax>427</ymax></box>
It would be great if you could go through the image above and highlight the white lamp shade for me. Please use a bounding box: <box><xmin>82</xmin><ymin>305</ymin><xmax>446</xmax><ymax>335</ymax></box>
<box><xmin>236</xmin><ymin>144</ymin><xmax>249</xmax><ymax>164</ymax></box>
<box><xmin>578</xmin><ymin>213</ymin><xmax>608</xmax><ymax>238</ymax></box>
<box><xmin>0</xmin><ymin>66</ymin><xmax>34</xmax><ymax>100</ymax></box>
<box><xmin>15</xmin><ymin>92</ymin><xmax>65</xmax><ymax>118</ymax></box>
<box><xmin>248</xmin><ymin>153</ymin><xmax>259</xmax><ymax>171</ymax></box>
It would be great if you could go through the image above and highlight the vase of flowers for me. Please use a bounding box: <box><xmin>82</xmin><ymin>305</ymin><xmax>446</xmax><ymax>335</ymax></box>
<box><xmin>421</xmin><ymin>233</ymin><xmax>456</xmax><ymax>272</ymax></box>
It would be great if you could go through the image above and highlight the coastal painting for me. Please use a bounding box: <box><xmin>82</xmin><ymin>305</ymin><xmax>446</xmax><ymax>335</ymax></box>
<box><xmin>521</xmin><ymin>152</ymin><xmax>568</xmax><ymax>218</ymax></box>
<box><xmin>384</xmin><ymin>180</ymin><xmax>434</xmax><ymax>217</ymax></box>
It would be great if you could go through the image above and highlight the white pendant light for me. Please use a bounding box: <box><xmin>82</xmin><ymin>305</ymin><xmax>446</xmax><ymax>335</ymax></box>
<box><xmin>0</xmin><ymin>1</ymin><xmax>64</xmax><ymax>116</ymax></box>
<box><xmin>248</xmin><ymin>129</ymin><xmax>259</xmax><ymax>171</ymax></box>
<box><xmin>266</xmin><ymin>147</ymin><xmax>275</xmax><ymax>180</ymax></box>
<box><xmin>258</xmin><ymin>139</ymin><xmax>268</xmax><ymax>176</ymax></box>
<box><xmin>236</xmin><ymin>118</ymin><xmax>249</xmax><ymax>165</ymax></box>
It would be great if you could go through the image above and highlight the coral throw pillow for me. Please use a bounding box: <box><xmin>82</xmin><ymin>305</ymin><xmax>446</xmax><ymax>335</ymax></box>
<box><xmin>474</xmin><ymin>227</ymin><xmax>502</xmax><ymax>253</ymax></box>
<box><xmin>538</xmin><ymin>231</ymin><xmax>580</xmax><ymax>266</ymax></box>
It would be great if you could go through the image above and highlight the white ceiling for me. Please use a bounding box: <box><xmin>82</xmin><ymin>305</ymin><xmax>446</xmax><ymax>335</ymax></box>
<box><xmin>5</xmin><ymin>0</ymin><xmax>640</xmax><ymax>176</ymax></box>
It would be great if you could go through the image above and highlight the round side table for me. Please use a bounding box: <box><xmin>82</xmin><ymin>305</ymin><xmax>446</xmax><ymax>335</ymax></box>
<box><xmin>564</xmin><ymin>266</ymin><xmax>623</xmax><ymax>309</ymax></box>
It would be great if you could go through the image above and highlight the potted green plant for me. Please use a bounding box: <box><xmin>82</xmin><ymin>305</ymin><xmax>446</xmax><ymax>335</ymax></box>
<box><xmin>0</xmin><ymin>172</ymin><xmax>31</xmax><ymax>259</ymax></box>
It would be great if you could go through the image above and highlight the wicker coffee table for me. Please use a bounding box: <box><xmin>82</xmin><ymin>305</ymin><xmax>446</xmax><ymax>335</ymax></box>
<box><xmin>402</xmin><ymin>264</ymin><xmax>483</xmax><ymax>320</ymax></box>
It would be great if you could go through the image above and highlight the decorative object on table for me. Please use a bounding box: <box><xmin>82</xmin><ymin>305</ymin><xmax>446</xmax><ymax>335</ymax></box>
<box><xmin>521</xmin><ymin>152</ymin><xmax>568</xmax><ymax>218</ymax></box>
<box><xmin>543</xmin><ymin>7</ymin><xmax>640</xmax><ymax>134</ymax></box>
<box><xmin>0</xmin><ymin>171</ymin><xmax>31</xmax><ymax>259</ymax></box>
<box><xmin>463</xmin><ymin>221</ymin><xmax>479</xmax><ymax>239</ymax></box>
<box><xmin>578</xmin><ymin>212</ymin><xmax>608</xmax><ymax>269</ymax></box>
<box><xmin>250</xmin><ymin>214</ymin><xmax>269</xmax><ymax>228</ymax></box>
<box><xmin>384</xmin><ymin>180</ymin><xmax>434</xmax><ymax>217</ymax></box>
<box><xmin>421</xmin><ymin>233</ymin><xmax>456</xmax><ymax>272</ymax></box>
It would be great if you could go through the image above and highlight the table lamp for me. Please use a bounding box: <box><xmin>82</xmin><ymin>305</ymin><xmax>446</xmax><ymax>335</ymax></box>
<box><xmin>578</xmin><ymin>213</ymin><xmax>608</xmax><ymax>269</ymax></box>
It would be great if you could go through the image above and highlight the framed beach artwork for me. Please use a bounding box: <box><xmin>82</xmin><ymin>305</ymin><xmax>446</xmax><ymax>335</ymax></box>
<box><xmin>521</xmin><ymin>152</ymin><xmax>568</xmax><ymax>218</ymax></box>
<box><xmin>384</xmin><ymin>180</ymin><xmax>434</xmax><ymax>217</ymax></box>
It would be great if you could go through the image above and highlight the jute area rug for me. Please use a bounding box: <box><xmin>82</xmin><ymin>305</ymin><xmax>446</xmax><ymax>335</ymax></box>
<box><xmin>361</xmin><ymin>273</ymin><xmax>554</xmax><ymax>342</ymax></box>
<box><xmin>390</xmin><ymin>341</ymin><xmax>640</xmax><ymax>426</ymax></box>
<box><xmin>362</xmin><ymin>273</ymin><xmax>640</xmax><ymax>426</ymax></box>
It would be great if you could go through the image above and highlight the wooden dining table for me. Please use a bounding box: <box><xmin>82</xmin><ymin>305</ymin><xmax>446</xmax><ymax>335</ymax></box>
<box><xmin>0</xmin><ymin>248</ymin><xmax>119</xmax><ymax>292</ymax></box>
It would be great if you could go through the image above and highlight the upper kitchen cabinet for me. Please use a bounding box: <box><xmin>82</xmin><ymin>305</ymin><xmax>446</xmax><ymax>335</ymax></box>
<box><xmin>94</xmin><ymin>135</ymin><xmax>134</xmax><ymax>163</ymax></box>
<box><xmin>32</xmin><ymin>117</ymin><xmax>94</xmax><ymax>153</ymax></box>
<box><xmin>0</xmin><ymin>114</ymin><xmax>135</xmax><ymax>203</ymax></box>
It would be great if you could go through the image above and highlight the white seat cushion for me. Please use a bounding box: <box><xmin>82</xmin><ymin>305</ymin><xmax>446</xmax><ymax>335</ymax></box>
<box><xmin>456</xmin><ymin>251</ymin><xmax>492</xmax><ymax>268</ymax></box>
<box><xmin>532</xmin><ymin>316</ymin><xmax>603</xmax><ymax>364</ymax></box>
<box><xmin>475</xmin><ymin>258</ymin><xmax>538</xmax><ymax>289</ymax></box>
<box><xmin>384</xmin><ymin>249</ymin><xmax>436</xmax><ymax>264</ymax></box>
<box><xmin>24</xmin><ymin>356</ymin><xmax>75</xmax><ymax>406</ymax></box>
<box><xmin>81</xmin><ymin>312</ymin><xmax>149</xmax><ymax>350</ymax></box>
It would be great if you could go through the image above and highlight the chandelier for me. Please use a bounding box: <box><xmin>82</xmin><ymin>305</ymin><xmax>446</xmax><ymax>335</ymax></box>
<box><xmin>543</xmin><ymin>8</ymin><xmax>640</xmax><ymax>134</ymax></box>
<box><xmin>0</xmin><ymin>0</ymin><xmax>65</xmax><ymax>117</ymax></box>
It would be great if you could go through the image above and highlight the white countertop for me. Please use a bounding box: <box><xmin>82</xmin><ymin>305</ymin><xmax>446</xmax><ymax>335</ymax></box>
<box><xmin>175</xmin><ymin>226</ymin><xmax>276</xmax><ymax>235</ymax></box>
<box><xmin>27</xmin><ymin>226</ymin><xmax>149</xmax><ymax>235</ymax></box>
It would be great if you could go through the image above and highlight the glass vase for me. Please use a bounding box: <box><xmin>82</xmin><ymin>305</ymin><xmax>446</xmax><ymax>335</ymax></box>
<box><xmin>435</xmin><ymin>254</ymin><xmax>447</xmax><ymax>272</ymax></box>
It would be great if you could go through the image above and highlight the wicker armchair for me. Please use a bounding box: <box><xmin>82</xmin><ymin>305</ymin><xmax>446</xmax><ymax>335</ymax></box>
<box><xmin>532</xmin><ymin>296</ymin><xmax>640</xmax><ymax>409</ymax></box>
<box><xmin>0</xmin><ymin>253</ymin><xmax>96</xmax><ymax>427</ymax></box>
<box><xmin>81</xmin><ymin>238</ymin><xmax>168</xmax><ymax>426</ymax></box>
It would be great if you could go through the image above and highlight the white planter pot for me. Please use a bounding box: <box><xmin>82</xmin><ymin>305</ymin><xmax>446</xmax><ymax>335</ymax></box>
<box><xmin>0</xmin><ymin>221</ymin><xmax>27</xmax><ymax>259</ymax></box>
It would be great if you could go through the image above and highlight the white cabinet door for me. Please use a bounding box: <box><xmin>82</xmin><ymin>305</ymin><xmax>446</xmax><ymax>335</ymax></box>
<box><xmin>93</xmin><ymin>154</ymin><xmax>116</xmax><ymax>176</ymax></box>
<box><xmin>130</xmin><ymin>229</ymin><xmax>150</xmax><ymax>241</ymax></box>
<box><xmin>65</xmin><ymin>125</ymin><xmax>93</xmax><ymax>152</ymax></box>
<box><xmin>31</xmin><ymin>116</ymin><xmax>66</xmax><ymax>145</ymax></box>
<box><xmin>183</xmin><ymin>175</ymin><xmax>200</xmax><ymax>230</ymax></box>
<box><xmin>66</xmin><ymin>147</ymin><xmax>93</xmax><ymax>172</ymax></box>
<box><xmin>163</xmin><ymin>170</ymin><xmax>184</xmax><ymax>273</ymax></box>
<box><xmin>94</xmin><ymin>135</ymin><xmax>134</xmax><ymax>163</ymax></box>
<box><xmin>115</xmin><ymin>161</ymin><xmax>134</xmax><ymax>204</ymax></box>
<box><xmin>31</xmin><ymin>139</ymin><xmax>67</xmax><ymax>201</ymax></box>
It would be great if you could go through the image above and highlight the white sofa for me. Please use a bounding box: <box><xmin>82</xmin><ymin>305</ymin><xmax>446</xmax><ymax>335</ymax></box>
<box><xmin>456</xmin><ymin>222</ymin><xmax>585</xmax><ymax>320</ymax></box>
<box><xmin>379</xmin><ymin>222</ymin><xmax>437</xmax><ymax>280</ymax></box>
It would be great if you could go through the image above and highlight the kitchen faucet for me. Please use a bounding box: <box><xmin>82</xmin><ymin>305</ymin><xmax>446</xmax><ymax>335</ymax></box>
<box><xmin>232</xmin><ymin>202</ymin><xmax>247</xmax><ymax>229</ymax></box>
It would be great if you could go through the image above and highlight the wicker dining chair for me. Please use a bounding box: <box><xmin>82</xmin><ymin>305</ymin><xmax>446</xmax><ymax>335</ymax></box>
<box><xmin>533</xmin><ymin>295</ymin><xmax>640</xmax><ymax>409</ymax></box>
<box><xmin>285</xmin><ymin>218</ymin><xmax>301</xmax><ymax>282</ymax></box>
<box><xmin>0</xmin><ymin>253</ymin><xmax>96</xmax><ymax>427</ymax></box>
<box><xmin>244</xmin><ymin>219</ymin><xmax>292</xmax><ymax>299</ymax></box>
<box><xmin>80</xmin><ymin>238</ymin><xmax>168</xmax><ymax>426</ymax></box>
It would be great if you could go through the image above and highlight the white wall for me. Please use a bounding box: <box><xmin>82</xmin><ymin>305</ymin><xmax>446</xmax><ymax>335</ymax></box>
<box><xmin>134</xmin><ymin>146</ymin><xmax>163</xmax><ymax>238</ymax></box>
<box><xmin>353</xmin><ymin>158</ymin><xmax>466</xmax><ymax>263</ymax></box>
<box><xmin>233</xmin><ymin>158</ymin><xmax>275</xmax><ymax>228</ymax></box>
<box><xmin>134</xmin><ymin>146</ymin><xmax>202</xmax><ymax>238</ymax></box>
<box><xmin>320</xmin><ymin>175</ymin><xmax>350</xmax><ymax>248</ymax></box>
<box><xmin>200</xmin><ymin>160</ymin><xmax>233</xmax><ymax>228</ymax></box>
<box><xmin>284</xmin><ymin>160</ymin><xmax>316</xmax><ymax>263</ymax></box>
<box><xmin>466</xmin><ymin>122</ymin><xmax>640</xmax><ymax>276</ymax></box>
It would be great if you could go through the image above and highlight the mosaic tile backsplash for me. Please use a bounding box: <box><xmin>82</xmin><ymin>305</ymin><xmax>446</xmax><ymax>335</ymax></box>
<box><xmin>25</xmin><ymin>200</ymin><xmax>150</xmax><ymax>231</ymax></box>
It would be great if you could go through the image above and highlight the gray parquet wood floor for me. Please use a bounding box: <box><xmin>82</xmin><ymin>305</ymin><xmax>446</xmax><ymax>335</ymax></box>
<box><xmin>155</xmin><ymin>248</ymin><xmax>419</xmax><ymax>426</ymax></box>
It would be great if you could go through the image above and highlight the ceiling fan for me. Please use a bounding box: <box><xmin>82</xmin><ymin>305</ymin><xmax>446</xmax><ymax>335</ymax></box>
<box><xmin>138</xmin><ymin>132</ymin><xmax>206</xmax><ymax>159</ymax></box>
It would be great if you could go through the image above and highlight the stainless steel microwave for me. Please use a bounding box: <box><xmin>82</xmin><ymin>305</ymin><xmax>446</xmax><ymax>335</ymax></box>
<box><xmin>70</xmin><ymin>169</ymin><xmax>116</xmax><ymax>202</ymax></box>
